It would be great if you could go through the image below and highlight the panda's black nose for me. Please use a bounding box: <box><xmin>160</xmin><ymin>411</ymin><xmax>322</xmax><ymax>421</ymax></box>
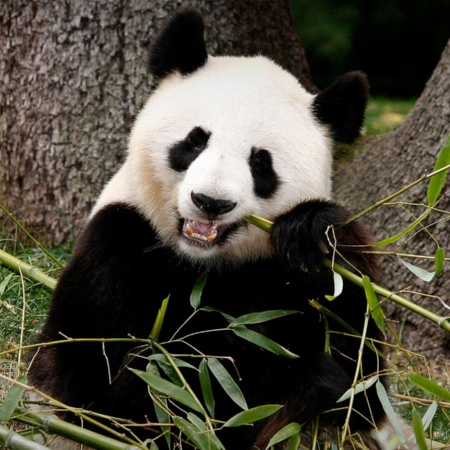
<box><xmin>191</xmin><ymin>192</ymin><xmax>237</xmax><ymax>216</ymax></box>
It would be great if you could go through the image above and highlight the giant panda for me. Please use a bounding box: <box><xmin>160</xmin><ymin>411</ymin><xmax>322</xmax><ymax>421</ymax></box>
<box><xmin>28</xmin><ymin>9</ymin><xmax>410</xmax><ymax>450</ymax></box>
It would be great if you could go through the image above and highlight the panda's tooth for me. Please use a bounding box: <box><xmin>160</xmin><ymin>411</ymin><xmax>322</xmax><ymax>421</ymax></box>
<box><xmin>207</xmin><ymin>232</ymin><xmax>217</xmax><ymax>242</ymax></box>
<box><xmin>185</xmin><ymin>221</ymin><xmax>194</xmax><ymax>236</ymax></box>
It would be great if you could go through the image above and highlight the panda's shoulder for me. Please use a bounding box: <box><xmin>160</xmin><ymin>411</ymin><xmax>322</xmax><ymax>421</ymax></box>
<box><xmin>75</xmin><ymin>203</ymin><xmax>158</xmax><ymax>258</ymax></box>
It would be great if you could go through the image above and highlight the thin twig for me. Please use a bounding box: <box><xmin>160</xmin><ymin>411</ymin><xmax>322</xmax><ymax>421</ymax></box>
<box><xmin>0</xmin><ymin>203</ymin><xmax>64</xmax><ymax>268</ymax></box>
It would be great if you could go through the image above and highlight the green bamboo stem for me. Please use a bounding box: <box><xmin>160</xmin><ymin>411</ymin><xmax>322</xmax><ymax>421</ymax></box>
<box><xmin>0</xmin><ymin>248</ymin><xmax>57</xmax><ymax>291</ymax></box>
<box><xmin>14</xmin><ymin>410</ymin><xmax>142</xmax><ymax>450</ymax></box>
<box><xmin>247</xmin><ymin>214</ymin><xmax>450</xmax><ymax>333</ymax></box>
<box><xmin>152</xmin><ymin>341</ymin><xmax>215</xmax><ymax>432</ymax></box>
<box><xmin>323</xmin><ymin>259</ymin><xmax>450</xmax><ymax>333</ymax></box>
<box><xmin>0</xmin><ymin>424</ymin><xmax>47</xmax><ymax>450</ymax></box>
<box><xmin>339</xmin><ymin>162</ymin><xmax>450</xmax><ymax>227</ymax></box>
<box><xmin>0</xmin><ymin>337</ymin><xmax>152</xmax><ymax>358</ymax></box>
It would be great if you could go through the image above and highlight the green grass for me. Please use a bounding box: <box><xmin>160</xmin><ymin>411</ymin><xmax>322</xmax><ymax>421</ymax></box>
<box><xmin>365</xmin><ymin>96</ymin><xmax>416</xmax><ymax>135</ymax></box>
<box><xmin>0</xmin><ymin>241</ymin><xmax>69</xmax><ymax>349</ymax></box>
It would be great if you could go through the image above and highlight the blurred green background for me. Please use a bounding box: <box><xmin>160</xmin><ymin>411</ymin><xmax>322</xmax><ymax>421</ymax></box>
<box><xmin>290</xmin><ymin>0</ymin><xmax>450</xmax><ymax>96</ymax></box>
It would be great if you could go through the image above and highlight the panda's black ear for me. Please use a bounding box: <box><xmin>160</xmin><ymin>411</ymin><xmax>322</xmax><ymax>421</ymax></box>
<box><xmin>149</xmin><ymin>9</ymin><xmax>208</xmax><ymax>79</ymax></box>
<box><xmin>312</xmin><ymin>71</ymin><xmax>369</xmax><ymax>144</ymax></box>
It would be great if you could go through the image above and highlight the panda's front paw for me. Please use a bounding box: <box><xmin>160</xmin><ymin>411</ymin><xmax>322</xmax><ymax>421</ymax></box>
<box><xmin>270</xmin><ymin>200</ymin><xmax>345</xmax><ymax>272</ymax></box>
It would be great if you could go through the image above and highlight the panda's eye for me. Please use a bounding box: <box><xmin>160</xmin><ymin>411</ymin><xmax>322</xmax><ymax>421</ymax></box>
<box><xmin>169</xmin><ymin>126</ymin><xmax>211</xmax><ymax>172</ymax></box>
<box><xmin>249</xmin><ymin>148</ymin><xmax>279</xmax><ymax>199</ymax></box>
<box><xmin>187</xmin><ymin>127</ymin><xmax>210</xmax><ymax>150</ymax></box>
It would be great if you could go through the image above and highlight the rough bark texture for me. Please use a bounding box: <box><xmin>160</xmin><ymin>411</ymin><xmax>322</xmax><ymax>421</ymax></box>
<box><xmin>333</xmin><ymin>39</ymin><xmax>450</xmax><ymax>358</ymax></box>
<box><xmin>0</xmin><ymin>0</ymin><xmax>311</xmax><ymax>244</ymax></box>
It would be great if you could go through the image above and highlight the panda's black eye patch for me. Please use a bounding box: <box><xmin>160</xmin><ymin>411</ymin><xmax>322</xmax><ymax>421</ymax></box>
<box><xmin>249</xmin><ymin>148</ymin><xmax>279</xmax><ymax>198</ymax></box>
<box><xmin>169</xmin><ymin>127</ymin><xmax>211</xmax><ymax>172</ymax></box>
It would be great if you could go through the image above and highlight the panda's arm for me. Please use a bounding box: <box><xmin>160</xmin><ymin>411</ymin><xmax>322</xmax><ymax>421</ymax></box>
<box><xmin>270</xmin><ymin>200</ymin><xmax>377</xmax><ymax>277</ymax></box>
<box><xmin>28</xmin><ymin>203</ymin><xmax>167</xmax><ymax>408</ymax></box>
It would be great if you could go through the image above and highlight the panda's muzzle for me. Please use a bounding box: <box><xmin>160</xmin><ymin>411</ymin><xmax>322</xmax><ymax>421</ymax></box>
<box><xmin>181</xmin><ymin>192</ymin><xmax>239</xmax><ymax>246</ymax></box>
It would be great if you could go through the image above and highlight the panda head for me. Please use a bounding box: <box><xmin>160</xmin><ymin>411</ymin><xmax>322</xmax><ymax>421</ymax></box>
<box><xmin>96</xmin><ymin>9</ymin><xmax>369</xmax><ymax>267</ymax></box>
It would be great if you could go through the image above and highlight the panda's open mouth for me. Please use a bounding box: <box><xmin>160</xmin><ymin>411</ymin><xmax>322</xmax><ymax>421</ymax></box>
<box><xmin>181</xmin><ymin>219</ymin><xmax>235</xmax><ymax>246</ymax></box>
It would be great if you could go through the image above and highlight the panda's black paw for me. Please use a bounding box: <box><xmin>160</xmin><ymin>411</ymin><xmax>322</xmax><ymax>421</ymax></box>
<box><xmin>271</xmin><ymin>200</ymin><xmax>348</xmax><ymax>273</ymax></box>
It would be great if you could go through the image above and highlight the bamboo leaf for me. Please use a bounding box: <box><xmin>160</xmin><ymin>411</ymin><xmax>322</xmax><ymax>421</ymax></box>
<box><xmin>187</xmin><ymin>413</ymin><xmax>225</xmax><ymax>450</ymax></box>
<box><xmin>207</xmin><ymin>358</ymin><xmax>248</xmax><ymax>410</ymax></box>
<box><xmin>173</xmin><ymin>416</ymin><xmax>222</xmax><ymax>450</ymax></box>
<box><xmin>148</xmin><ymin>353</ymin><xmax>197</xmax><ymax>386</ymax></box>
<box><xmin>337</xmin><ymin>375</ymin><xmax>378</xmax><ymax>403</ymax></box>
<box><xmin>229</xmin><ymin>310</ymin><xmax>299</xmax><ymax>327</ymax></box>
<box><xmin>408</xmin><ymin>373</ymin><xmax>450</xmax><ymax>401</ymax></box>
<box><xmin>399</xmin><ymin>258</ymin><xmax>435</xmax><ymax>282</ymax></box>
<box><xmin>363</xmin><ymin>276</ymin><xmax>385</xmax><ymax>333</ymax></box>
<box><xmin>287</xmin><ymin>432</ymin><xmax>301</xmax><ymax>450</ymax></box>
<box><xmin>190</xmin><ymin>271</ymin><xmax>208</xmax><ymax>309</ymax></box>
<box><xmin>131</xmin><ymin>369</ymin><xmax>203</xmax><ymax>413</ymax></box>
<box><xmin>427</xmin><ymin>134</ymin><xmax>450</xmax><ymax>205</ymax></box>
<box><xmin>199</xmin><ymin>358</ymin><xmax>215</xmax><ymax>418</ymax></box>
<box><xmin>376</xmin><ymin>380</ymin><xmax>406</xmax><ymax>445</ymax></box>
<box><xmin>0</xmin><ymin>376</ymin><xmax>26</xmax><ymax>422</ymax></box>
<box><xmin>148</xmin><ymin>353</ymin><xmax>197</xmax><ymax>371</ymax></box>
<box><xmin>0</xmin><ymin>273</ymin><xmax>13</xmax><ymax>297</ymax></box>
<box><xmin>224</xmin><ymin>404</ymin><xmax>283</xmax><ymax>428</ymax></box>
<box><xmin>411</xmin><ymin>408</ymin><xmax>428</xmax><ymax>450</ymax></box>
<box><xmin>325</xmin><ymin>271</ymin><xmax>343</xmax><ymax>301</ymax></box>
<box><xmin>153</xmin><ymin>398</ymin><xmax>171</xmax><ymax>449</ymax></box>
<box><xmin>146</xmin><ymin>364</ymin><xmax>171</xmax><ymax>450</ymax></box>
<box><xmin>376</xmin><ymin>209</ymin><xmax>430</xmax><ymax>248</ymax></box>
<box><xmin>421</xmin><ymin>400</ymin><xmax>438</xmax><ymax>430</ymax></box>
<box><xmin>435</xmin><ymin>246</ymin><xmax>445</xmax><ymax>276</ymax></box>
<box><xmin>232</xmin><ymin>326</ymin><xmax>299</xmax><ymax>359</ymax></box>
<box><xmin>266</xmin><ymin>422</ymin><xmax>301</xmax><ymax>448</ymax></box>
<box><xmin>150</xmin><ymin>296</ymin><xmax>169</xmax><ymax>340</ymax></box>
<box><xmin>203</xmin><ymin>306</ymin><xmax>235</xmax><ymax>323</ymax></box>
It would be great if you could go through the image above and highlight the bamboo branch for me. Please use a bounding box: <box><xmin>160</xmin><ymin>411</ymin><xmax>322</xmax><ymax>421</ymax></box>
<box><xmin>10</xmin><ymin>410</ymin><xmax>143</xmax><ymax>450</ymax></box>
<box><xmin>0</xmin><ymin>248</ymin><xmax>57</xmax><ymax>291</ymax></box>
<box><xmin>246</xmin><ymin>214</ymin><xmax>450</xmax><ymax>333</ymax></box>
<box><xmin>339</xmin><ymin>162</ymin><xmax>450</xmax><ymax>226</ymax></box>
<box><xmin>0</xmin><ymin>424</ymin><xmax>47</xmax><ymax>450</ymax></box>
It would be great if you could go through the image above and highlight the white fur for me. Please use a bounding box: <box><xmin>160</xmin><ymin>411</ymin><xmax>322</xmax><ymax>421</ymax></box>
<box><xmin>94</xmin><ymin>55</ymin><xmax>333</xmax><ymax>265</ymax></box>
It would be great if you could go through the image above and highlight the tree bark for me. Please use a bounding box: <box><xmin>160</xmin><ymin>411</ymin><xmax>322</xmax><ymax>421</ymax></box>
<box><xmin>333</xmin><ymin>39</ymin><xmax>450</xmax><ymax>358</ymax></box>
<box><xmin>0</xmin><ymin>0</ymin><xmax>311</xmax><ymax>244</ymax></box>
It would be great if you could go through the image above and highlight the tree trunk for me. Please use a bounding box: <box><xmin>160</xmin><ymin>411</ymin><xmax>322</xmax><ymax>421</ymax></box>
<box><xmin>0</xmin><ymin>0</ymin><xmax>311</xmax><ymax>245</ymax></box>
<box><xmin>333</xmin><ymin>39</ymin><xmax>450</xmax><ymax>358</ymax></box>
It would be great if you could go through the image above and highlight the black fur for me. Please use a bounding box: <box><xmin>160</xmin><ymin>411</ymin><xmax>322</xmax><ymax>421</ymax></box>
<box><xmin>313</xmin><ymin>71</ymin><xmax>369</xmax><ymax>143</ymax></box>
<box><xmin>249</xmin><ymin>148</ymin><xmax>280</xmax><ymax>198</ymax></box>
<box><xmin>29</xmin><ymin>202</ymin><xmax>385</xmax><ymax>449</ymax></box>
<box><xmin>168</xmin><ymin>126</ymin><xmax>211</xmax><ymax>172</ymax></box>
<box><xmin>149</xmin><ymin>9</ymin><xmax>208</xmax><ymax>78</ymax></box>
<box><xmin>191</xmin><ymin>192</ymin><xmax>237</xmax><ymax>215</ymax></box>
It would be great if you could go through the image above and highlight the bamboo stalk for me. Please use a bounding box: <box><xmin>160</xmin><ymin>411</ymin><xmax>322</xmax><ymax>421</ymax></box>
<box><xmin>246</xmin><ymin>214</ymin><xmax>450</xmax><ymax>333</ymax></box>
<box><xmin>322</xmin><ymin>259</ymin><xmax>450</xmax><ymax>333</ymax></box>
<box><xmin>0</xmin><ymin>424</ymin><xmax>47</xmax><ymax>450</ymax></box>
<box><xmin>11</xmin><ymin>410</ymin><xmax>143</xmax><ymax>450</ymax></box>
<box><xmin>0</xmin><ymin>248</ymin><xmax>56</xmax><ymax>291</ymax></box>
